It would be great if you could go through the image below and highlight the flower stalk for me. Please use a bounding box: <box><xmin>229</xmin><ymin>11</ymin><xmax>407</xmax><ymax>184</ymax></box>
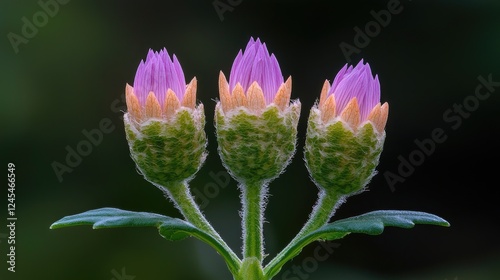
<box><xmin>215</xmin><ymin>38</ymin><xmax>300</xmax><ymax>268</ymax></box>
<box><xmin>241</xmin><ymin>181</ymin><xmax>266</xmax><ymax>261</ymax></box>
<box><xmin>265</xmin><ymin>60</ymin><xmax>389</xmax><ymax>278</ymax></box>
<box><xmin>263</xmin><ymin>189</ymin><xmax>342</xmax><ymax>278</ymax></box>
<box><xmin>162</xmin><ymin>181</ymin><xmax>241</xmax><ymax>275</ymax></box>
<box><xmin>123</xmin><ymin>48</ymin><xmax>240</xmax><ymax>274</ymax></box>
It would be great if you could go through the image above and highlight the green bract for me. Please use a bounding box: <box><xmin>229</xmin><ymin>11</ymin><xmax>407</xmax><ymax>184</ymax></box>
<box><xmin>124</xmin><ymin>106</ymin><xmax>207</xmax><ymax>187</ymax></box>
<box><xmin>304</xmin><ymin>106</ymin><xmax>385</xmax><ymax>196</ymax></box>
<box><xmin>215</xmin><ymin>102</ymin><xmax>301</xmax><ymax>185</ymax></box>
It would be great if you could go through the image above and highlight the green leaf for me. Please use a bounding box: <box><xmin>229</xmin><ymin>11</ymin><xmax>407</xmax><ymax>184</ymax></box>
<box><xmin>50</xmin><ymin>207</ymin><xmax>201</xmax><ymax>241</ymax></box>
<box><xmin>314</xmin><ymin>210</ymin><xmax>450</xmax><ymax>239</ymax></box>
<box><xmin>50</xmin><ymin>207</ymin><xmax>243</xmax><ymax>275</ymax></box>
<box><xmin>263</xmin><ymin>210</ymin><xmax>449</xmax><ymax>279</ymax></box>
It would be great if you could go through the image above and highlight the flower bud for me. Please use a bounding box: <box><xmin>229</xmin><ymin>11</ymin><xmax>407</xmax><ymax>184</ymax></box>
<box><xmin>305</xmin><ymin>60</ymin><xmax>388</xmax><ymax>195</ymax></box>
<box><xmin>215</xmin><ymin>38</ymin><xmax>301</xmax><ymax>185</ymax></box>
<box><xmin>124</xmin><ymin>48</ymin><xmax>207</xmax><ymax>187</ymax></box>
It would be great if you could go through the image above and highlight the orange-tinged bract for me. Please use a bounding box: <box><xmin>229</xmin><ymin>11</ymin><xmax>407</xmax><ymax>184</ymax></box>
<box><xmin>219</xmin><ymin>72</ymin><xmax>292</xmax><ymax>114</ymax></box>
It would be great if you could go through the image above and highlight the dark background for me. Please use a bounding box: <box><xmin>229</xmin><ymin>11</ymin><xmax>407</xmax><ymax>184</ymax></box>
<box><xmin>1</xmin><ymin>0</ymin><xmax>499</xmax><ymax>279</ymax></box>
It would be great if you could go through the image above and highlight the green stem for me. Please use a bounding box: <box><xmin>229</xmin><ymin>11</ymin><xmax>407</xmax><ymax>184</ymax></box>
<box><xmin>163</xmin><ymin>181</ymin><xmax>241</xmax><ymax>275</ymax></box>
<box><xmin>297</xmin><ymin>190</ymin><xmax>342</xmax><ymax>236</ymax></box>
<box><xmin>264</xmin><ymin>190</ymin><xmax>342</xmax><ymax>278</ymax></box>
<box><xmin>241</xmin><ymin>181</ymin><xmax>265</xmax><ymax>261</ymax></box>
<box><xmin>235</xmin><ymin>257</ymin><xmax>266</xmax><ymax>280</ymax></box>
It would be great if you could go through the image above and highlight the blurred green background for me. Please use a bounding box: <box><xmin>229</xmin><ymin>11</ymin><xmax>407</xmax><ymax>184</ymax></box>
<box><xmin>1</xmin><ymin>0</ymin><xmax>499</xmax><ymax>279</ymax></box>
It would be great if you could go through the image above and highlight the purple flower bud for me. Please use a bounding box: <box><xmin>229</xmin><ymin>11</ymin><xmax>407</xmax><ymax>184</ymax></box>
<box><xmin>319</xmin><ymin>60</ymin><xmax>388</xmax><ymax>133</ymax></box>
<box><xmin>229</xmin><ymin>37</ymin><xmax>284</xmax><ymax>104</ymax></box>
<box><xmin>125</xmin><ymin>48</ymin><xmax>197</xmax><ymax>122</ymax></box>
<box><xmin>328</xmin><ymin>60</ymin><xmax>380</xmax><ymax>121</ymax></box>
<box><xmin>219</xmin><ymin>37</ymin><xmax>292</xmax><ymax>113</ymax></box>
<box><xmin>133</xmin><ymin>48</ymin><xmax>185</xmax><ymax>105</ymax></box>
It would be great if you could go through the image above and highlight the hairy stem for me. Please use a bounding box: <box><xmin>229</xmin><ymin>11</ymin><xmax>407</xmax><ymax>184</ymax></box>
<box><xmin>235</xmin><ymin>257</ymin><xmax>266</xmax><ymax>280</ymax></box>
<box><xmin>163</xmin><ymin>181</ymin><xmax>241</xmax><ymax>275</ymax></box>
<box><xmin>241</xmin><ymin>181</ymin><xmax>266</xmax><ymax>261</ymax></box>
<box><xmin>264</xmin><ymin>190</ymin><xmax>342</xmax><ymax>278</ymax></box>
